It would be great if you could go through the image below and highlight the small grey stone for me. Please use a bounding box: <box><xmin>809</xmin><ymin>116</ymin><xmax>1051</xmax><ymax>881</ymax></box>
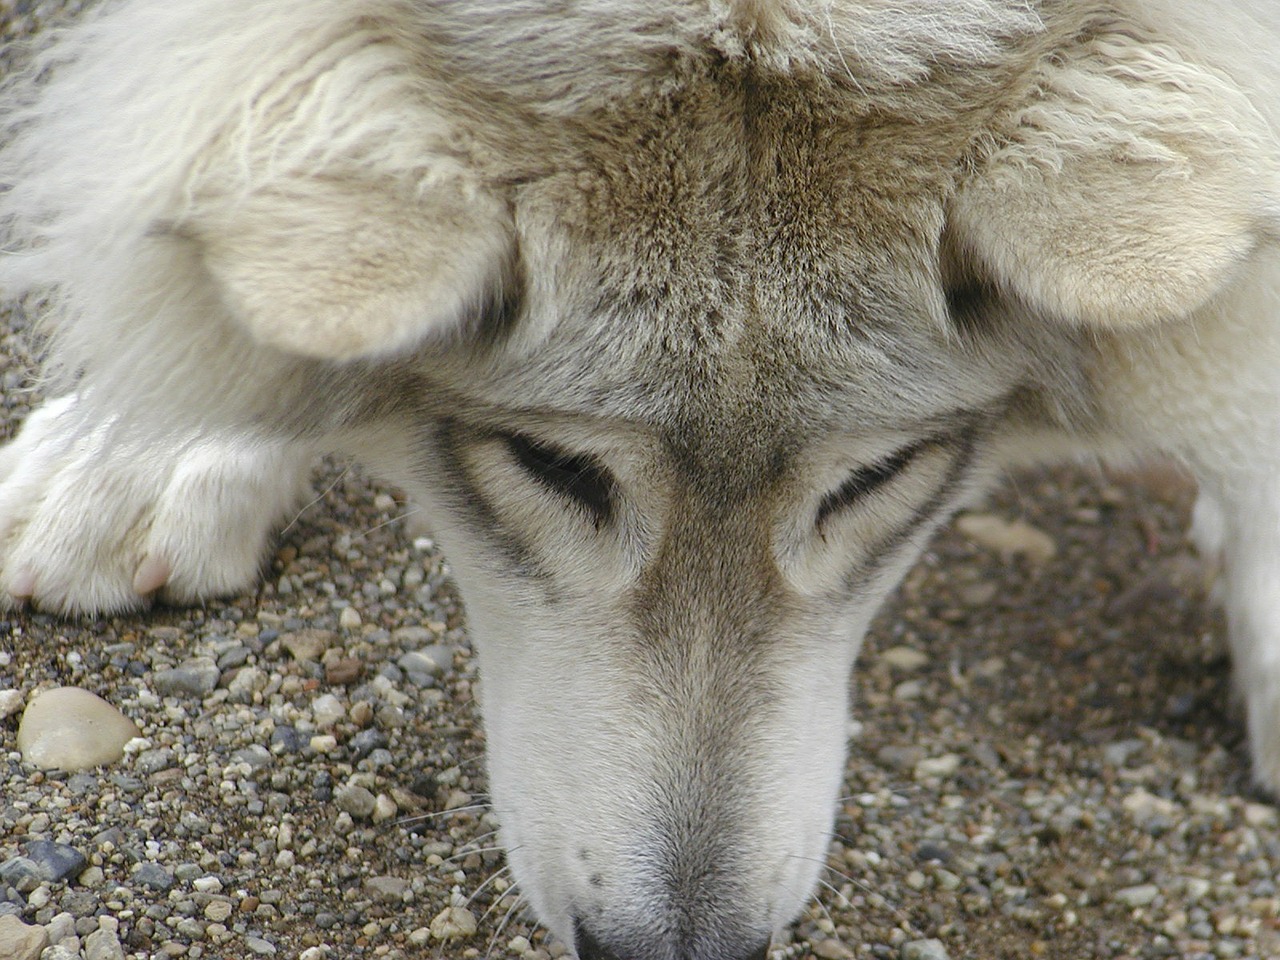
<box><xmin>23</xmin><ymin>841</ymin><xmax>86</xmax><ymax>883</ymax></box>
<box><xmin>66</xmin><ymin>774</ymin><xmax>100</xmax><ymax>797</ymax></box>
<box><xmin>901</xmin><ymin>939</ymin><xmax>950</xmax><ymax>960</ymax></box>
<box><xmin>227</xmin><ymin>666</ymin><xmax>267</xmax><ymax>703</ymax></box>
<box><xmin>45</xmin><ymin>912</ymin><xmax>75</xmax><ymax>944</ymax></box>
<box><xmin>246</xmin><ymin>935</ymin><xmax>278</xmax><ymax>955</ymax></box>
<box><xmin>334</xmin><ymin>783</ymin><xmax>377</xmax><ymax>819</ymax></box>
<box><xmin>0</xmin><ymin>688</ymin><xmax>23</xmax><ymax>719</ymax></box>
<box><xmin>349</xmin><ymin>729</ymin><xmax>388</xmax><ymax>761</ymax></box>
<box><xmin>84</xmin><ymin>927</ymin><xmax>125</xmax><ymax>960</ymax></box>
<box><xmin>42</xmin><ymin>946</ymin><xmax>80</xmax><ymax>960</ymax></box>
<box><xmin>397</xmin><ymin>650</ymin><xmax>444</xmax><ymax>681</ymax></box>
<box><xmin>270</xmin><ymin>726</ymin><xmax>305</xmax><ymax>754</ymax></box>
<box><xmin>231</xmin><ymin>744</ymin><xmax>273</xmax><ymax>773</ymax></box>
<box><xmin>152</xmin><ymin>658</ymin><xmax>220</xmax><ymax>697</ymax></box>
<box><xmin>134</xmin><ymin>749</ymin><xmax>176</xmax><ymax>775</ymax></box>
<box><xmin>365</xmin><ymin>875</ymin><xmax>410</xmax><ymax>903</ymax></box>
<box><xmin>131</xmin><ymin>863</ymin><xmax>174</xmax><ymax>892</ymax></box>
<box><xmin>215</xmin><ymin>645</ymin><xmax>251</xmax><ymax>670</ymax></box>
<box><xmin>0</xmin><ymin>857</ymin><xmax>42</xmax><ymax>892</ymax></box>
<box><xmin>59</xmin><ymin>890</ymin><xmax>98</xmax><ymax>918</ymax></box>
<box><xmin>1113</xmin><ymin>884</ymin><xmax>1160</xmax><ymax>908</ymax></box>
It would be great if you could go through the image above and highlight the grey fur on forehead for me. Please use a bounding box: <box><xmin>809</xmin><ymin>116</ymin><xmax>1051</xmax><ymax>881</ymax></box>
<box><xmin>417</xmin><ymin>0</ymin><xmax>1045</xmax><ymax>109</ymax></box>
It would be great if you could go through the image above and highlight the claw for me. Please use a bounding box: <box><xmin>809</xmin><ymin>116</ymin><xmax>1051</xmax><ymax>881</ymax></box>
<box><xmin>132</xmin><ymin>555</ymin><xmax>171</xmax><ymax>595</ymax></box>
<box><xmin>8</xmin><ymin>568</ymin><xmax>36</xmax><ymax>600</ymax></box>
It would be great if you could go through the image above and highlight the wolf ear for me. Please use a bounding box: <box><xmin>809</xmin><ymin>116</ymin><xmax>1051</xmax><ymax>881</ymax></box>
<box><xmin>196</xmin><ymin>177</ymin><xmax>513</xmax><ymax>360</ymax></box>
<box><xmin>944</xmin><ymin>34</ymin><xmax>1278</xmax><ymax>329</ymax></box>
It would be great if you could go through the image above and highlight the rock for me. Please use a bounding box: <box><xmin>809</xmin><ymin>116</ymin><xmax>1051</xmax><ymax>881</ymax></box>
<box><xmin>131</xmin><ymin>863</ymin><xmax>174</xmax><ymax>892</ymax></box>
<box><xmin>21</xmin><ymin>842</ymin><xmax>85</xmax><ymax>883</ymax></box>
<box><xmin>880</xmin><ymin>646</ymin><xmax>929</xmax><ymax>671</ymax></box>
<box><xmin>0</xmin><ymin>857</ymin><xmax>42</xmax><ymax>892</ymax></box>
<box><xmin>134</xmin><ymin>748</ymin><xmax>176</xmax><ymax>775</ymax></box>
<box><xmin>16</xmin><ymin>687</ymin><xmax>140</xmax><ymax>771</ymax></box>
<box><xmin>227</xmin><ymin>666</ymin><xmax>267</xmax><ymax>703</ymax></box>
<box><xmin>398</xmin><ymin>647</ymin><xmax>453</xmax><ymax>680</ymax></box>
<box><xmin>0</xmin><ymin>914</ymin><xmax>49</xmax><ymax>960</ymax></box>
<box><xmin>914</xmin><ymin>754</ymin><xmax>962</xmax><ymax>780</ymax></box>
<box><xmin>246</xmin><ymin>936</ymin><xmax>277</xmax><ymax>955</ymax></box>
<box><xmin>281</xmin><ymin>629</ymin><xmax>336</xmax><ymax>662</ymax></box>
<box><xmin>0</xmin><ymin>688</ymin><xmax>23</xmax><ymax>719</ymax></box>
<box><xmin>365</xmin><ymin>875</ymin><xmax>409</xmax><ymax>903</ymax></box>
<box><xmin>324</xmin><ymin>658</ymin><xmax>362</xmax><ymax>686</ymax></box>
<box><xmin>1113</xmin><ymin>884</ymin><xmax>1160</xmax><ymax>908</ymax></box>
<box><xmin>812</xmin><ymin>938</ymin><xmax>853</xmax><ymax>959</ymax></box>
<box><xmin>311</xmin><ymin>693</ymin><xmax>345</xmax><ymax>729</ymax></box>
<box><xmin>339</xmin><ymin>606</ymin><xmax>363</xmax><ymax>631</ymax></box>
<box><xmin>84</xmin><ymin>927</ymin><xmax>125</xmax><ymax>960</ymax></box>
<box><xmin>901</xmin><ymin>940</ymin><xmax>950</xmax><ymax>960</ymax></box>
<box><xmin>1121</xmin><ymin>789</ymin><xmax>1178</xmax><ymax>825</ymax></box>
<box><xmin>334</xmin><ymin>783</ymin><xmax>377</xmax><ymax>819</ymax></box>
<box><xmin>151</xmin><ymin>658</ymin><xmax>220</xmax><ymax>698</ymax></box>
<box><xmin>954</xmin><ymin>513</ymin><xmax>1056</xmax><ymax>564</ymax></box>
<box><xmin>231</xmin><ymin>744</ymin><xmax>272</xmax><ymax>773</ymax></box>
<box><xmin>428</xmin><ymin>905</ymin><xmax>477</xmax><ymax>941</ymax></box>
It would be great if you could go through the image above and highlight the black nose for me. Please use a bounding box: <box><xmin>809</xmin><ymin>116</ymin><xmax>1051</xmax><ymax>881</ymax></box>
<box><xmin>573</xmin><ymin>920</ymin><xmax>771</xmax><ymax>960</ymax></box>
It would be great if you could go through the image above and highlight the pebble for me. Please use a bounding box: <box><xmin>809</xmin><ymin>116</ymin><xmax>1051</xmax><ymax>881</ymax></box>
<box><xmin>812</xmin><ymin>937</ymin><xmax>854</xmax><ymax>959</ymax></box>
<box><xmin>281</xmin><ymin>629</ymin><xmax>336</xmax><ymax>661</ymax></box>
<box><xmin>880</xmin><ymin>646</ymin><xmax>929</xmax><ymax>671</ymax></box>
<box><xmin>151</xmin><ymin>658</ymin><xmax>221</xmax><ymax>697</ymax></box>
<box><xmin>0</xmin><ymin>687</ymin><xmax>23</xmax><ymax>719</ymax></box>
<box><xmin>0</xmin><ymin>914</ymin><xmax>49</xmax><ymax>960</ymax></box>
<box><xmin>913</xmin><ymin>754</ymin><xmax>961</xmax><ymax>780</ymax></box>
<box><xmin>131</xmin><ymin>863</ymin><xmax>174</xmax><ymax>892</ymax></box>
<box><xmin>334</xmin><ymin>783</ymin><xmax>377</xmax><ymax>819</ymax></box>
<box><xmin>428</xmin><ymin>906</ymin><xmax>477</xmax><ymax>941</ymax></box>
<box><xmin>365</xmin><ymin>876</ymin><xmax>410</xmax><ymax>903</ymax></box>
<box><xmin>1113</xmin><ymin>884</ymin><xmax>1161</xmax><ymax>908</ymax></box>
<box><xmin>84</xmin><ymin>927</ymin><xmax>125</xmax><ymax>960</ymax></box>
<box><xmin>901</xmin><ymin>940</ymin><xmax>949</xmax><ymax>960</ymax></box>
<box><xmin>19</xmin><ymin>841</ymin><xmax>86</xmax><ymax>883</ymax></box>
<box><xmin>954</xmin><ymin>513</ymin><xmax>1056</xmax><ymax>563</ymax></box>
<box><xmin>16</xmin><ymin>687</ymin><xmax>141</xmax><ymax>771</ymax></box>
<box><xmin>311</xmin><ymin>693</ymin><xmax>346</xmax><ymax>729</ymax></box>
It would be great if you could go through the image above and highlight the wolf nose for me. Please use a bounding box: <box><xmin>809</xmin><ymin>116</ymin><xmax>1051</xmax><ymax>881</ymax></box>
<box><xmin>573</xmin><ymin>920</ymin><xmax>772</xmax><ymax>960</ymax></box>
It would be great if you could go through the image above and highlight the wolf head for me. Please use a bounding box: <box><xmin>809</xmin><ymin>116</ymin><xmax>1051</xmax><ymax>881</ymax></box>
<box><xmin>8</xmin><ymin>0</ymin><xmax>1277</xmax><ymax>957</ymax></box>
<box><xmin>192</xmin><ymin>6</ymin><xmax>1276</xmax><ymax>959</ymax></box>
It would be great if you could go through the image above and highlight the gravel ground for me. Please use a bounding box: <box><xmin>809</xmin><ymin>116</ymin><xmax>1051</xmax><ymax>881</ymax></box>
<box><xmin>2</xmin><ymin>4</ymin><xmax>1280</xmax><ymax>960</ymax></box>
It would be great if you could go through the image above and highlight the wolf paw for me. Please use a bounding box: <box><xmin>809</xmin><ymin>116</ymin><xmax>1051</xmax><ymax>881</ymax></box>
<box><xmin>0</xmin><ymin>396</ymin><xmax>314</xmax><ymax>615</ymax></box>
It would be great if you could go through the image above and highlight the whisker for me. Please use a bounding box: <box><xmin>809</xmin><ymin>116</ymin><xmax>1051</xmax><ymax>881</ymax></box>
<box><xmin>357</xmin><ymin>504</ymin><xmax>422</xmax><ymax>539</ymax></box>
<box><xmin>465</xmin><ymin>864</ymin><xmax>513</xmax><ymax>910</ymax></box>
<box><xmin>434</xmin><ymin>844</ymin><xmax>507</xmax><ymax>869</ymax></box>
<box><xmin>484</xmin><ymin>890</ymin><xmax>529</xmax><ymax>959</ymax></box>
<box><xmin>396</xmin><ymin>802</ymin><xmax>492</xmax><ymax>827</ymax></box>
<box><xmin>280</xmin><ymin>463</ymin><xmax>352</xmax><ymax>537</ymax></box>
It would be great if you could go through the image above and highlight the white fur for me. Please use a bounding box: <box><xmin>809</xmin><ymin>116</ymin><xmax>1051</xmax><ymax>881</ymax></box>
<box><xmin>2</xmin><ymin>2</ymin><xmax>1280</xmax><ymax>957</ymax></box>
<box><xmin>0</xmin><ymin>395</ymin><xmax>314</xmax><ymax>614</ymax></box>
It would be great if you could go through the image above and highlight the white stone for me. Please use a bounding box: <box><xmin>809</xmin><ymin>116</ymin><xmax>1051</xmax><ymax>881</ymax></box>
<box><xmin>955</xmin><ymin>513</ymin><xmax>1056</xmax><ymax>564</ymax></box>
<box><xmin>0</xmin><ymin>688</ymin><xmax>24</xmax><ymax>719</ymax></box>
<box><xmin>429</xmin><ymin>906</ymin><xmax>477</xmax><ymax>941</ymax></box>
<box><xmin>0</xmin><ymin>915</ymin><xmax>49</xmax><ymax>960</ymax></box>
<box><xmin>17</xmin><ymin>687</ymin><xmax>141</xmax><ymax>771</ymax></box>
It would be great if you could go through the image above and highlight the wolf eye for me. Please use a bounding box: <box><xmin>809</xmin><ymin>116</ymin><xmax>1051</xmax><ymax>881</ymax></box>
<box><xmin>815</xmin><ymin>442</ymin><xmax>923</xmax><ymax>529</ymax></box>
<box><xmin>502</xmin><ymin>433</ymin><xmax>615</xmax><ymax>526</ymax></box>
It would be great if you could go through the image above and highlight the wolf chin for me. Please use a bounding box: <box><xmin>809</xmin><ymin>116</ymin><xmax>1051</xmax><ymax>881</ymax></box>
<box><xmin>2</xmin><ymin>2</ymin><xmax>1279</xmax><ymax>958</ymax></box>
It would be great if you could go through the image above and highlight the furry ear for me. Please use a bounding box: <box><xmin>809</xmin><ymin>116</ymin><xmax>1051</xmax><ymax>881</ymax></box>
<box><xmin>946</xmin><ymin>26</ymin><xmax>1279</xmax><ymax>329</ymax></box>
<box><xmin>195</xmin><ymin>177</ymin><xmax>513</xmax><ymax>360</ymax></box>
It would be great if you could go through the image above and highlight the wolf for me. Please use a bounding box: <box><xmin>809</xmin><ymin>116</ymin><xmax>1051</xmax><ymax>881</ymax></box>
<box><xmin>1</xmin><ymin>1</ymin><xmax>1278</xmax><ymax>958</ymax></box>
